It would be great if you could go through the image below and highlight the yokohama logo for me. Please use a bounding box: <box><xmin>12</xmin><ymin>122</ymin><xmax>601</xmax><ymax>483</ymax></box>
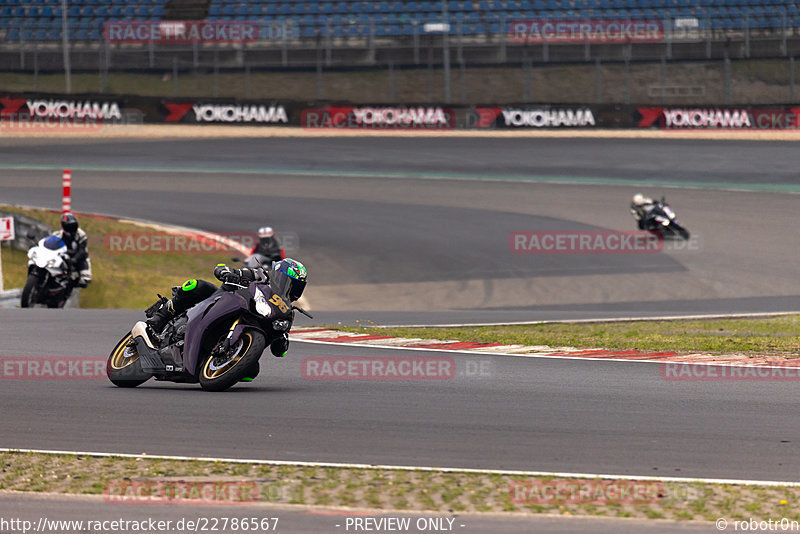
<box><xmin>638</xmin><ymin>108</ymin><xmax>752</xmax><ymax>129</ymax></box>
<box><xmin>192</xmin><ymin>104</ymin><xmax>288</xmax><ymax>123</ymax></box>
<box><xmin>301</xmin><ymin>106</ymin><xmax>455</xmax><ymax>129</ymax></box>
<box><xmin>24</xmin><ymin>99</ymin><xmax>121</xmax><ymax>120</ymax></box>
<box><xmin>501</xmin><ymin>108</ymin><xmax>596</xmax><ymax>128</ymax></box>
<box><xmin>163</xmin><ymin>102</ymin><xmax>288</xmax><ymax>123</ymax></box>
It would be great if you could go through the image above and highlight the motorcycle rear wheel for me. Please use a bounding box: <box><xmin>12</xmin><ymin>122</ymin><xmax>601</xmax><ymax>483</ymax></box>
<box><xmin>106</xmin><ymin>332</ymin><xmax>151</xmax><ymax>388</ymax></box>
<box><xmin>199</xmin><ymin>330</ymin><xmax>265</xmax><ymax>392</ymax></box>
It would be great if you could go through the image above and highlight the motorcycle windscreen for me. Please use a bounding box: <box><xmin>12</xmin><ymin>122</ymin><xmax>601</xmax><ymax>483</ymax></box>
<box><xmin>43</xmin><ymin>236</ymin><xmax>66</xmax><ymax>250</ymax></box>
<box><xmin>270</xmin><ymin>269</ymin><xmax>305</xmax><ymax>301</ymax></box>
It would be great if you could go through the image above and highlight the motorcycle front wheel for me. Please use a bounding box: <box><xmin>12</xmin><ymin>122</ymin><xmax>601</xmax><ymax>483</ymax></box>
<box><xmin>20</xmin><ymin>274</ymin><xmax>40</xmax><ymax>308</ymax></box>
<box><xmin>199</xmin><ymin>329</ymin><xmax>265</xmax><ymax>392</ymax></box>
<box><xmin>106</xmin><ymin>332</ymin><xmax>151</xmax><ymax>388</ymax></box>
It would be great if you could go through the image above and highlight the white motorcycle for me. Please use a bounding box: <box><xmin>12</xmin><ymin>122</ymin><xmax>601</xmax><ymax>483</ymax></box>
<box><xmin>21</xmin><ymin>235</ymin><xmax>77</xmax><ymax>308</ymax></box>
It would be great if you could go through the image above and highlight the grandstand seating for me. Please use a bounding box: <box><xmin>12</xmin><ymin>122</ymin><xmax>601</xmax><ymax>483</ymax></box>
<box><xmin>2</xmin><ymin>0</ymin><xmax>800</xmax><ymax>41</ymax></box>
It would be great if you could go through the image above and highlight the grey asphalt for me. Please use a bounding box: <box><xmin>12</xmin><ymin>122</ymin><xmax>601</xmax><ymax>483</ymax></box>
<box><xmin>1</xmin><ymin>136</ymin><xmax>799</xmax><ymax>184</ymax></box>
<box><xmin>1</xmin><ymin>309</ymin><xmax>799</xmax><ymax>483</ymax></box>
<box><xmin>2</xmin><ymin>137</ymin><xmax>800</xmax><ymax>315</ymax></box>
<box><xmin>2</xmin><ymin>136</ymin><xmax>800</xmax><ymax>532</ymax></box>
<box><xmin>0</xmin><ymin>492</ymin><xmax>718</xmax><ymax>534</ymax></box>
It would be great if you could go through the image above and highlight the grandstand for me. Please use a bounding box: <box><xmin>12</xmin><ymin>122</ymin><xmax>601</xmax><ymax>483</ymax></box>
<box><xmin>2</xmin><ymin>0</ymin><xmax>800</xmax><ymax>42</ymax></box>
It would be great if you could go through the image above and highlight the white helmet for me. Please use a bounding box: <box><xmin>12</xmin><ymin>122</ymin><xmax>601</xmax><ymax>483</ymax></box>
<box><xmin>258</xmin><ymin>226</ymin><xmax>274</xmax><ymax>238</ymax></box>
<box><xmin>632</xmin><ymin>194</ymin><xmax>645</xmax><ymax>205</ymax></box>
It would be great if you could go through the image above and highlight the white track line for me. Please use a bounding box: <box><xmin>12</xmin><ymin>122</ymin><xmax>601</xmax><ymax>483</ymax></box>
<box><xmin>2</xmin><ymin>448</ymin><xmax>798</xmax><ymax>487</ymax></box>
<box><xmin>375</xmin><ymin>311</ymin><xmax>800</xmax><ymax>329</ymax></box>
<box><xmin>293</xmin><ymin>337</ymin><xmax>800</xmax><ymax>371</ymax></box>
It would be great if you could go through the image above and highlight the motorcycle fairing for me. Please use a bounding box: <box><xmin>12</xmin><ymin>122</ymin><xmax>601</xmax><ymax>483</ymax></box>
<box><xmin>183</xmin><ymin>290</ymin><xmax>250</xmax><ymax>376</ymax></box>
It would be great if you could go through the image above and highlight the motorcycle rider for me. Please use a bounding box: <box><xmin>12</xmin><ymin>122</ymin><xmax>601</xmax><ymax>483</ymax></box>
<box><xmin>630</xmin><ymin>194</ymin><xmax>656</xmax><ymax>230</ymax></box>
<box><xmin>53</xmin><ymin>213</ymin><xmax>92</xmax><ymax>288</ymax></box>
<box><xmin>250</xmin><ymin>226</ymin><xmax>284</xmax><ymax>263</ymax></box>
<box><xmin>145</xmin><ymin>258</ymin><xmax>308</xmax><ymax>357</ymax></box>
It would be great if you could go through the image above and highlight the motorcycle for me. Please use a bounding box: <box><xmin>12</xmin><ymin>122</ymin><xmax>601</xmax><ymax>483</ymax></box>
<box><xmin>20</xmin><ymin>235</ymin><xmax>77</xmax><ymax>308</ymax></box>
<box><xmin>106</xmin><ymin>264</ymin><xmax>312</xmax><ymax>392</ymax></box>
<box><xmin>631</xmin><ymin>196</ymin><xmax>690</xmax><ymax>240</ymax></box>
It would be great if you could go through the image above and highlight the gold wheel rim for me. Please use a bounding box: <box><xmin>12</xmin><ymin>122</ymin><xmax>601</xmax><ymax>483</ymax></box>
<box><xmin>110</xmin><ymin>333</ymin><xmax>140</xmax><ymax>370</ymax></box>
<box><xmin>202</xmin><ymin>333</ymin><xmax>252</xmax><ymax>380</ymax></box>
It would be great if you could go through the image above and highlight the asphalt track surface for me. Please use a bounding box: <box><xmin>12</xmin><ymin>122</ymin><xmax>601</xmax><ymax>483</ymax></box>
<box><xmin>2</xmin><ymin>309</ymin><xmax>800</xmax><ymax>483</ymax></box>
<box><xmin>2</xmin><ymin>136</ymin><xmax>800</xmax><ymax>532</ymax></box>
<box><xmin>2</xmin><ymin>136</ymin><xmax>800</xmax><ymax>317</ymax></box>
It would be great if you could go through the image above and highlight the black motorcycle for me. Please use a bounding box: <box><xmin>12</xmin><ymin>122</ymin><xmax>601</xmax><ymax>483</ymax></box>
<box><xmin>107</xmin><ymin>262</ymin><xmax>311</xmax><ymax>392</ymax></box>
<box><xmin>631</xmin><ymin>197</ymin><xmax>690</xmax><ymax>240</ymax></box>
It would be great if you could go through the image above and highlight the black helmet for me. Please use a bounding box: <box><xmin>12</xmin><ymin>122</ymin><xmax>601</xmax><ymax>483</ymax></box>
<box><xmin>270</xmin><ymin>259</ymin><xmax>307</xmax><ymax>301</ymax></box>
<box><xmin>61</xmin><ymin>213</ymin><xmax>78</xmax><ymax>235</ymax></box>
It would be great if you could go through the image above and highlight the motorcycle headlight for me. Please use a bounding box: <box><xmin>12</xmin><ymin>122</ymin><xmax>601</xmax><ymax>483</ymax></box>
<box><xmin>46</xmin><ymin>259</ymin><xmax>59</xmax><ymax>268</ymax></box>
<box><xmin>662</xmin><ymin>219</ymin><xmax>670</xmax><ymax>226</ymax></box>
<box><xmin>254</xmin><ymin>287</ymin><xmax>271</xmax><ymax>317</ymax></box>
<box><xmin>272</xmin><ymin>319</ymin><xmax>290</xmax><ymax>332</ymax></box>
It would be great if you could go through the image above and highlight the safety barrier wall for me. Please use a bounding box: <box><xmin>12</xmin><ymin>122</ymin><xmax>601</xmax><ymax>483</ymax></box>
<box><xmin>3</xmin><ymin>92</ymin><xmax>800</xmax><ymax>130</ymax></box>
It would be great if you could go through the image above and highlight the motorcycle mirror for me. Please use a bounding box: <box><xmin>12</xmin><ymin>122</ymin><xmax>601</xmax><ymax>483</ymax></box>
<box><xmin>292</xmin><ymin>305</ymin><xmax>313</xmax><ymax>319</ymax></box>
<box><xmin>231</xmin><ymin>257</ymin><xmax>242</xmax><ymax>263</ymax></box>
<box><xmin>661</xmin><ymin>196</ymin><xmax>666</xmax><ymax>203</ymax></box>
<box><xmin>26</xmin><ymin>230</ymin><xmax>36</xmax><ymax>241</ymax></box>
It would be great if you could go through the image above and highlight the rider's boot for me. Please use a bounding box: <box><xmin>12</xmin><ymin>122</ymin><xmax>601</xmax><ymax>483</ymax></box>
<box><xmin>270</xmin><ymin>334</ymin><xmax>289</xmax><ymax>357</ymax></box>
<box><xmin>145</xmin><ymin>298</ymin><xmax>175</xmax><ymax>335</ymax></box>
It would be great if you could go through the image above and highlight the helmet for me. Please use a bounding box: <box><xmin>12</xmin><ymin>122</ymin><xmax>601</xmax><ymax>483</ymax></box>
<box><xmin>270</xmin><ymin>258</ymin><xmax>307</xmax><ymax>302</ymax></box>
<box><xmin>61</xmin><ymin>213</ymin><xmax>78</xmax><ymax>235</ymax></box>
<box><xmin>632</xmin><ymin>194</ymin><xmax>645</xmax><ymax>205</ymax></box>
<box><xmin>258</xmin><ymin>226</ymin><xmax>274</xmax><ymax>238</ymax></box>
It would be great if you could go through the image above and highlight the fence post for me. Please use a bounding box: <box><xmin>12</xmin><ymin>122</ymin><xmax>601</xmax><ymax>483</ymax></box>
<box><xmin>594</xmin><ymin>57</ymin><xmax>601</xmax><ymax>104</ymax></box>
<box><xmin>148</xmin><ymin>37</ymin><xmax>154</xmax><ymax>68</ymax></box>
<box><xmin>790</xmin><ymin>56</ymin><xmax>795</xmax><ymax>104</ymax></box>
<box><xmin>744</xmin><ymin>15</ymin><xmax>750</xmax><ymax>58</ymax></box>
<box><xmin>368</xmin><ymin>17</ymin><xmax>376</xmax><ymax>65</ymax></box>
<box><xmin>665</xmin><ymin>17</ymin><xmax>672</xmax><ymax>60</ymax></box>
<box><xmin>172</xmin><ymin>55</ymin><xmax>178</xmax><ymax>97</ymax></box>
<box><xmin>245</xmin><ymin>64</ymin><xmax>251</xmax><ymax>99</ymax></box>
<box><xmin>782</xmin><ymin>10</ymin><xmax>788</xmax><ymax>56</ymax></box>
<box><xmin>723</xmin><ymin>53</ymin><xmax>731</xmax><ymax>104</ymax></box>
<box><xmin>316</xmin><ymin>48</ymin><xmax>324</xmax><ymax>100</ymax></box>
<box><xmin>499</xmin><ymin>16</ymin><xmax>506</xmax><ymax>63</ymax></box>
<box><xmin>460</xmin><ymin>59</ymin><xmax>466</xmax><ymax>103</ymax></box>
<box><xmin>388</xmin><ymin>61</ymin><xmax>396</xmax><ymax>102</ymax></box>
<box><xmin>624</xmin><ymin>57</ymin><xmax>630</xmax><ymax>105</ymax></box>
<box><xmin>413</xmin><ymin>22</ymin><xmax>420</xmax><ymax>65</ymax></box>
<box><xmin>33</xmin><ymin>46</ymin><xmax>39</xmax><ymax>91</ymax></box>
<box><xmin>523</xmin><ymin>53</ymin><xmax>532</xmax><ymax>102</ymax></box>
<box><xmin>213</xmin><ymin>50</ymin><xmax>219</xmax><ymax>97</ymax></box>
<box><xmin>325</xmin><ymin>22</ymin><xmax>332</xmax><ymax>67</ymax></box>
<box><xmin>282</xmin><ymin>21</ymin><xmax>288</xmax><ymax>66</ymax></box>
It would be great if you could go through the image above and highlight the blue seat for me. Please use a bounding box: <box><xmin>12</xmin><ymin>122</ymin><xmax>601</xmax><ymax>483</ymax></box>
<box><xmin>7</xmin><ymin>28</ymin><xmax>19</xmax><ymax>39</ymax></box>
<box><xmin>109</xmin><ymin>5</ymin><xmax>121</xmax><ymax>16</ymax></box>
